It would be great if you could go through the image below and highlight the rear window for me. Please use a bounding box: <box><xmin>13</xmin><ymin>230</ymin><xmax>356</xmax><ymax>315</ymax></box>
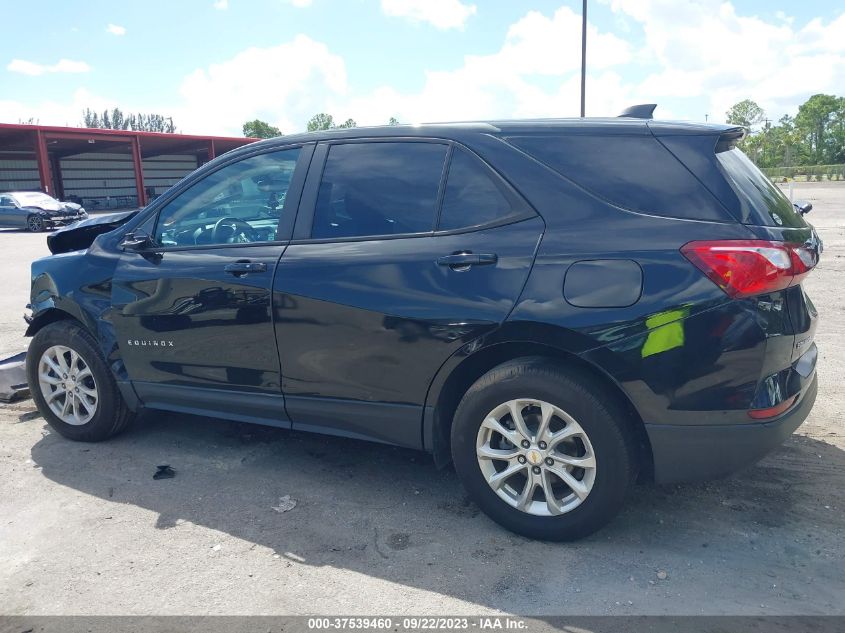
<box><xmin>312</xmin><ymin>142</ymin><xmax>447</xmax><ymax>239</ymax></box>
<box><xmin>506</xmin><ymin>134</ymin><xmax>730</xmax><ymax>221</ymax></box>
<box><xmin>438</xmin><ymin>148</ymin><xmax>520</xmax><ymax>231</ymax></box>
<box><xmin>715</xmin><ymin>148</ymin><xmax>807</xmax><ymax>228</ymax></box>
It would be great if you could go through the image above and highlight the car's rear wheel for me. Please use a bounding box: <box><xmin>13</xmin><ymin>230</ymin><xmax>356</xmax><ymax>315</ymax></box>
<box><xmin>451</xmin><ymin>358</ymin><xmax>637</xmax><ymax>541</ymax></box>
<box><xmin>26</xmin><ymin>214</ymin><xmax>45</xmax><ymax>232</ymax></box>
<box><xmin>27</xmin><ymin>320</ymin><xmax>135</xmax><ymax>441</ymax></box>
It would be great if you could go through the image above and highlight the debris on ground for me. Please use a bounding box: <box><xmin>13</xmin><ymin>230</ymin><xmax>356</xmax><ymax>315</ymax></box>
<box><xmin>272</xmin><ymin>495</ymin><xmax>297</xmax><ymax>513</ymax></box>
<box><xmin>0</xmin><ymin>352</ymin><xmax>29</xmax><ymax>403</ymax></box>
<box><xmin>657</xmin><ymin>570</ymin><xmax>669</xmax><ymax>580</ymax></box>
<box><xmin>153</xmin><ymin>465</ymin><xmax>176</xmax><ymax>480</ymax></box>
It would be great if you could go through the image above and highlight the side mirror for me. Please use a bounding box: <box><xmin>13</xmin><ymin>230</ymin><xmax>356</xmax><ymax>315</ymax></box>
<box><xmin>119</xmin><ymin>231</ymin><xmax>153</xmax><ymax>251</ymax></box>
<box><xmin>794</xmin><ymin>200</ymin><xmax>813</xmax><ymax>216</ymax></box>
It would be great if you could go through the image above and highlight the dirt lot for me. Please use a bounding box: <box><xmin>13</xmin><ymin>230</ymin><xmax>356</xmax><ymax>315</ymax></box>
<box><xmin>0</xmin><ymin>184</ymin><xmax>843</xmax><ymax>616</ymax></box>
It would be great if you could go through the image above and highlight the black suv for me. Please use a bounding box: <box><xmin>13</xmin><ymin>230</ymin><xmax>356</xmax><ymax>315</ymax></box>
<box><xmin>25</xmin><ymin>112</ymin><xmax>821</xmax><ymax>540</ymax></box>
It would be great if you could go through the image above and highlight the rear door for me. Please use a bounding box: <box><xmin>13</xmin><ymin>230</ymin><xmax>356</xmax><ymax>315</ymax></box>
<box><xmin>273</xmin><ymin>140</ymin><xmax>543</xmax><ymax>448</ymax></box>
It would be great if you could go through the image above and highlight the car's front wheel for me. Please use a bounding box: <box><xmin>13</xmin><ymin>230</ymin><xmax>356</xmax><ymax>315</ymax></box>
<box><xmin>451</xmin><ymin>358</ymin><xmax>637</xmax><ymax>541</ymax></box>
<box><xmin>27</xmin><ymin>320</ymin><xmax>135</xmax><ymax>441</ymax></box>
<box><xmin>26</xmin><ymin>214</ymin><xmax>45</xmax><ymax>232</ymax></box>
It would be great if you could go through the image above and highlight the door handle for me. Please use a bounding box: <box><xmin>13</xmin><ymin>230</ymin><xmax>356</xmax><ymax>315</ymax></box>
<box><xmin>224</xmin><ymin>261</ymin><xmax>267</xmax><ymax>276</ymax></box>
<box><xmin>436</xmin><ymin>252</ymin><xmax>498</xmax><ymax>270</ymax></box>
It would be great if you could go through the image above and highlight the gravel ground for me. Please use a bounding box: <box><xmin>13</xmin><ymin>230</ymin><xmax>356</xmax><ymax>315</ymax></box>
<box><xmin>0</xmin><ymin>184</ymin><xmax>842</xmax><ymax>616</ymax></box>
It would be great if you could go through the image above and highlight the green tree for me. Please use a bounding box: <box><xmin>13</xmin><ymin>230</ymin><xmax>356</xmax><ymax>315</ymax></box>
<box><xmin>725</xmin><ymin>99</ymin><xmax>765</xmax><ymax>129</ymax></box>
<box><xmin>307</xmin><ymin>113</ymin><xmax>335</xmax><ymax>132</ymax></box>
<box><xmin>388</xmin><ymin>117</ymin><xmax>400</xmax><ymax>126</ymax></box>
<box><xmin>243</xmin><ymin>119</ymin><xmax>283</xmax><ymax>139</ymax></box>
<box><xmin>82</xmin><ymin>107</ymin><xmax>176</xmax><ymax>133</ymax></box>
<box><xmin>795</xmin><ymin>94</ymin><xmax>841</xmax><ymax>164</ymax></box>
<box><xmin>336</xmin><ymin>118</ymin><xmax>357</xmax><ymax>129</ymax></box>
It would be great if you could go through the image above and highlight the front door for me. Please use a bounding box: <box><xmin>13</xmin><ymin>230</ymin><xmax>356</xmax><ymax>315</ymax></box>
<box><xmin>274</xmin><ymin>140</ymin><xmax>543</xmax><ymax>447</ymax></box>
<box><xmin>111</xmin><ymin>145</ymin><xmax>309</xmax><ymax>426</ymax></box>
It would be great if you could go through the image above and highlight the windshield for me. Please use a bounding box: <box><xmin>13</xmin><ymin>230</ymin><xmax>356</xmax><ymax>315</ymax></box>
<box><xmin>12</xmin><ymin>192</ymin><xmax>57</xmax><ymax>206</ymax></box>
<box><xmin>715</xmin><ymin>148</ymin><xmax>807</xmax><ymax>228</ymax></box>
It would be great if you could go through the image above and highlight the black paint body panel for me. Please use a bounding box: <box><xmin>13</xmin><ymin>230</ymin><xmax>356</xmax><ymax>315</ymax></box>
<box><xmin>24</xmin><ymin>118</ymin><xmax>819</xmax><ymax>483</ymax></box>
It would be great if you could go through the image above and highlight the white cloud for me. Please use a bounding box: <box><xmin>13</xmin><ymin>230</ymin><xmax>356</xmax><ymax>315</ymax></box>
<box><xmin>106</xmin><ymin>23</ymin><xmax>126</xmax><ymax>36</ymax></box>
<box><xmin>0</xmin><ymin>88</ymin><xmax>113</xmax><ymax>127</ymax></box>
<box><xmin>284</xmin><ymin>0</ymin><xmax>312</xmax><ymax>7</ymax></box>
<box><xmin>7</xmin><ymin>59</ymin><xmax>91</xmax><ymax>76</ymax></box>
<box><xmin>381</xmin><ymin>0</ymin><xmax>477</xmax><ymax>30</ymax></box>
<box><xmin>213</xmin><ymin>0</ymin><xmax>228</xmax><ymax>8</ymax></box>
<box><xmin>175</xmin><ymin>34</ymin><xmax>346</xmax><ymax>134</ymax></box>
<box><xmin>605</xmin><ymin>0</ymin><xmax>845</xmax><ymax>122</ymax></box>
<box><xmin>342</xmin><ymin>6</ymin><xmax>631</xmax><ymax>124</ymax></box>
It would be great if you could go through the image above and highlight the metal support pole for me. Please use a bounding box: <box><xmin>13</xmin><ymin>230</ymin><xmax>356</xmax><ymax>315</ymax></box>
<box><xmin>580</xmin><ymin>0</ymin><xmax>587</xmax><ymax>118</ymax></box>
<box><xmin>130</xmin><ymin>135</ymin><xmax>147</xmax><ymax>208</ymax></box>
<box><xmin>208</xmin><ymin>139</ymin><xmax>216</xmax><ymax>161</ymax></box>
<box><xmin>34</xmin><ymin>130</ymin><xmax>51</xmax><ymax>194</ymax></box>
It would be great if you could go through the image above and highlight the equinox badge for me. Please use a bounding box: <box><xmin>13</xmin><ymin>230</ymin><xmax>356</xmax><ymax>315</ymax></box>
<box><xmin>127</xmin><ymin>339</ymin><xmax>174</xmax><ymax>347</ymax></box>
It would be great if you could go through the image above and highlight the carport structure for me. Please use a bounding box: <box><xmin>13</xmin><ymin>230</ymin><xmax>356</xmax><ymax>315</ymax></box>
<box><xmin>0</xmin><ymin>123</ymin><xmax>257</xmax><ymax>210</ymax></box>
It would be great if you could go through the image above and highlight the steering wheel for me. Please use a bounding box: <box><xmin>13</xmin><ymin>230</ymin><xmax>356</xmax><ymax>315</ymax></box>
<box><xmin>211</xmin><ymin>217</ymin><xmax>257</xmax><ymax>244</ymax></box>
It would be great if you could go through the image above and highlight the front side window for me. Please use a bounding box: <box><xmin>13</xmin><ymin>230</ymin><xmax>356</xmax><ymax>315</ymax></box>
<box><xmin>311</xmin><ymin>142</ymin><xmax>447</xmax><ymax>239</ymax></box>
<box><xmin>439</xmin><ymin>148</ymin><xmax>518</xmax><ymax>231</ymax></box>
<box><xmin>155</xmin><ymin>147</ymin><xmax>301</xmax><ymax>247</ymax></box>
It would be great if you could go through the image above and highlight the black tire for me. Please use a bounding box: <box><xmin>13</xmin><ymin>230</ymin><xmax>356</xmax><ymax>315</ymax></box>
<box><xmin>26</xmin><ymin>320</ymin><xmax>135</xmax><ymax>441</ymax></box>
<box><xmin>26</xmin><ymin>214</ymin><xmax>45</xmax><ymax>232</ymax></box>
<box><xmin>451</xmin><ymin>357</ymin><xmax>637</xmax><ymax>541</ymax></box>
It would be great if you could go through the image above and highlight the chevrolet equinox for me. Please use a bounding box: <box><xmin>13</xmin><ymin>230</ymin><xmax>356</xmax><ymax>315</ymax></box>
<box><xmin>25</xmin><ymin>108</ymin><xmax>821</xmax><ymax>540</ymax></box>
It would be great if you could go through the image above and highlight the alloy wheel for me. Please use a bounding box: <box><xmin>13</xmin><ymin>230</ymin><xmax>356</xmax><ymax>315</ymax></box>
<box><xmin>27</xmin><ymin>215</ymin><xmax>44</xmax><ymax>232</ymax></box>
<box><xmin>37</xmin><ymin>345</ymin><xmax>99</xmax><ymax>425</ymax></box>
<box><xmin>476</xmin><ymin>398</ymin><xmax>597</xmax><ymax>516</ymax></box>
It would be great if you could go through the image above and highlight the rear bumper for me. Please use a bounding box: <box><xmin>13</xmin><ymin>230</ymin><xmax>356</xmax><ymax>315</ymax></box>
<box><xmin>645</xmin><ymin>373</ymin><xmax>817</xmax><ymax>484</ymax></box>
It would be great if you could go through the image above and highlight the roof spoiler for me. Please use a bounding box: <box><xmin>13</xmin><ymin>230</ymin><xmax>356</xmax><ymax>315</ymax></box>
<box><xmin>715</xmin><ymin>127</ymin><xmax>747</xmax><ymax>152</ymax></box>
<box><xmin>617</xmin><ymin>104</ymin><xmax>657</xmax><ymax>119</ymax></box>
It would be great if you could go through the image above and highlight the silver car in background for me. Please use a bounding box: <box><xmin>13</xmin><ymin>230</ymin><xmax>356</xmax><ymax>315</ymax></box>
<box><xmin>0</xmin><ymin>191</ymin><xmax>87</xmax><ymax>232</ymax></box>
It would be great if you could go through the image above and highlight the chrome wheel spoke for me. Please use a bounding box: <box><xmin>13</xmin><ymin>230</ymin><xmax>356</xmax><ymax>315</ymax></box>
<box><xmin>481</xmin><ymin>416</ymin><xmax>520</xmax><ymax>446</ymax></box>
<box><xmin>47</xmin><ymin>388</ymin><xmax>65</xmax><ymax>402</ymax></box>
<box><xmin>78</xmin><ymin>385</ymin><xmax>97</xmax><ymax>398</ymax></box>
<box><xmin>477</xmin><ymin>444</ymin><xmax>519</xmax><ymax>461</ymax></box>
<box><xmin>39</xmin><ymin>372</ymin><xmax>62</xmax><ymax>385</ymax></box>
<box><xmin>548</xmin><ymin>465</ymin><xmax>590</xmax><ymax>500</ymax></box>
<box><xmin>552</xmin><ymin>452</ymin><xmax>596</xmax><ymax>469</ymax></box>
<box><xmin>536</xmin><ymin>401</ymin><xmax>555</xmax><ymax>442</ymax></box>
<box><xmin>43</xmin><ymin>356</ymin><xmax>63</xmax><ymax>377</ymax></box>
<box><xmin>541</xmin><ymin>471</ymin><xmax>564</xmax><ymax>516</ymax></box>
<box><xmin>507</xmin><ymin>401</ymin><xmax>532</xmax><ymax>440</ymax></box>
<box><xmin>516</xmin><ymin>475</ymin><xmax>539</xmax><ymax>511</ymax></box>
<box><xmin>487</xmin><ymin>462</ymin><xmax>526</xmax><ymax>490</ymax></box>
<box><xmin>547</xmin><ymin>424</ymin><xmax>583</xmax><ymax>449</ymax></box>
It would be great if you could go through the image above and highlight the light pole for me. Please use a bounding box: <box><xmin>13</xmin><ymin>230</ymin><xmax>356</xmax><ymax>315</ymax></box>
<box><xmin>580</xmin><ymin>0</ymin><xmax>587</xmax><ymax>117</ymax></box>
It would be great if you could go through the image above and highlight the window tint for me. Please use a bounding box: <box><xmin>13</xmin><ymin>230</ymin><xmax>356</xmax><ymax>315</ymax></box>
<box><xmin>716</xmin><ymin>148</ymin><xmax>807</xmax><ymax>228</ymax></box>
<box><xmin>155</xmin><ymin>148</ymin><xmax>300</xmax><ymax>247</ymax></box>
<box><xmin>439</xmin><ymin>148</ymin><xmax>516</xmax><ymax>230</ymax></box>
<box><xmin>311</xmin><ymin>142</ymin><xmax>447</xmax><ymax>239</ymax></box>
<box><xmin>507</xmin><ymin>134</ymin><xmax>730</xmax><ymax>222</ymax></box>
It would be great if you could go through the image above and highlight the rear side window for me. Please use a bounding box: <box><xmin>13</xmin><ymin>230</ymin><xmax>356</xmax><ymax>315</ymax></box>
<box><xmin>438</xmin><ymin>148</ymin><xmax>520</xmax><ymax>231</ymax></box>
<box><xmin>715</xmin><ymin>148</ymin><xmax>806</xmax><ymax>228</ymax></box>
<box><xmin>312</xmin><ymin>142</ymin><xmax>447</xmax><ymax>239</ymax></box>
<box><xmin>507</xmin><ymin>134</ymin><xmax>730</xmax><ymax>221</ymax></box>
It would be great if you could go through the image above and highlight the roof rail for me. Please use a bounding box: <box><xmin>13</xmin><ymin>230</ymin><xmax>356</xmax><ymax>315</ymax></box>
<box><xmin>617</xmin><ymin>104</ymin><xmax>657</xmax><ymax>119</ymax></box>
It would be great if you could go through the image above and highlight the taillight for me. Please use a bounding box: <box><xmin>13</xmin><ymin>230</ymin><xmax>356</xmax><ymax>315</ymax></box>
<box><xmin>681</xmin><ymin>240</ymin><xmax>817</xmax><ymax>298</ymax></box>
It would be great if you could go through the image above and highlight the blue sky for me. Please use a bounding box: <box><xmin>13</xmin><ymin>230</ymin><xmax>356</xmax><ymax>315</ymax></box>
<box><xmin>1</xmin><ymin>0</ymin><xmax>844</xmax><ymax>135</ymax></box>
